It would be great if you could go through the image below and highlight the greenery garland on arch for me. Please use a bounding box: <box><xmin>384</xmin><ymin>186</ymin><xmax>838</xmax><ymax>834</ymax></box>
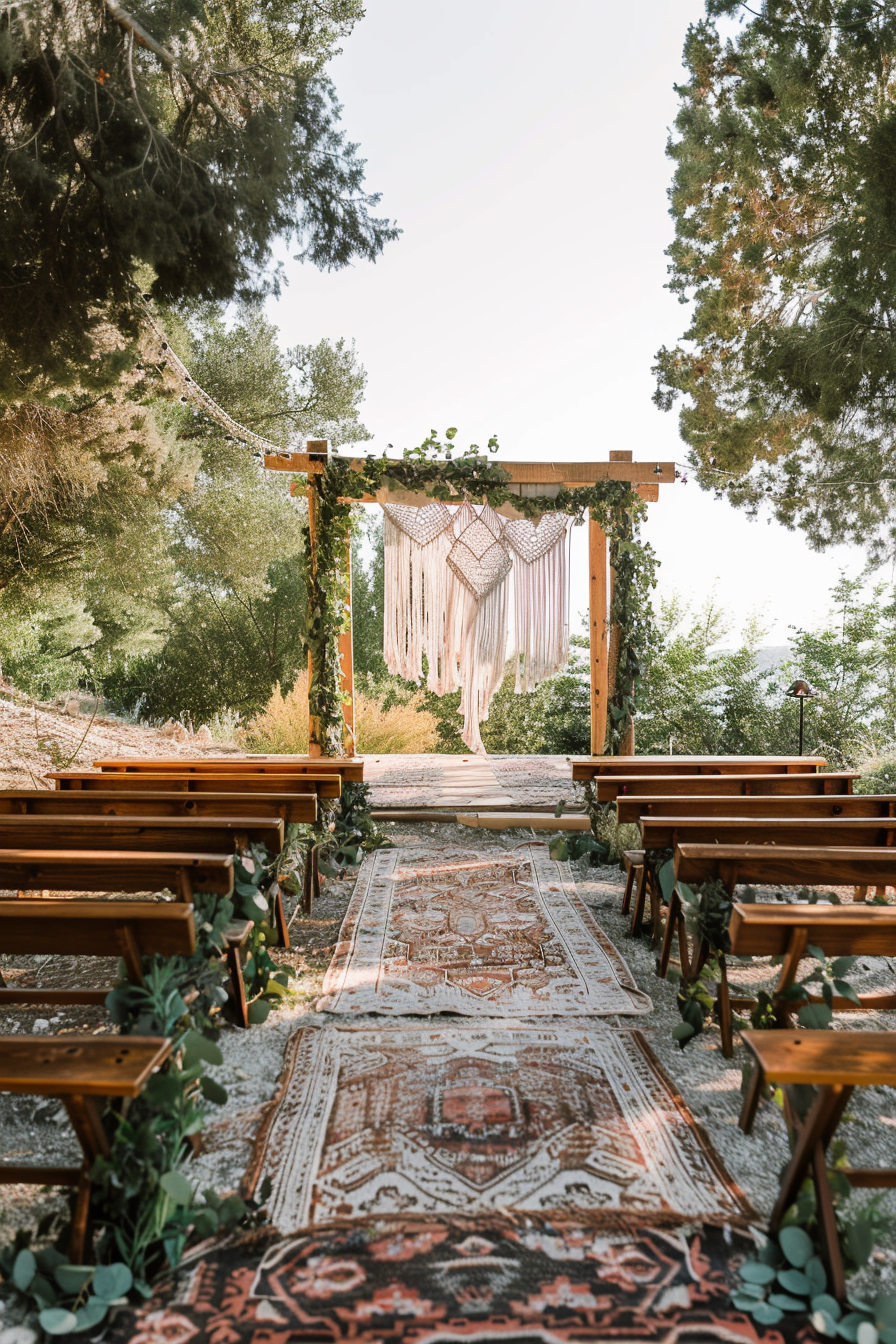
<box><xmin>295</xmin><ymin>430</ymin><xmax>658</xmax><ymax>756</ymax></box>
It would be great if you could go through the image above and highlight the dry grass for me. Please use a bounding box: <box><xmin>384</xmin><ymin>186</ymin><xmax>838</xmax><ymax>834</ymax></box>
<box><xmin>241</xmin><ymin>676</ymin><xmax>439</xmax><ymax>755</ymax></box>
<box><xmin>241</xmin><ymin>677</ymin><xmax>309</xmax><ymax>753</ymax></box>
<box><xmin>355</xmin><ymin>689</ymin><xmax>438</xmax><ymax>754</ymax></box>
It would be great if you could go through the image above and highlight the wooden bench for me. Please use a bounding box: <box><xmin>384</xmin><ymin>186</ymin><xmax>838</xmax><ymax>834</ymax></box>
<box><xmin>92</xmin><ymin>755</ymin><xmax>364</xmax><ymax>781</ymax></box>
<box><xmin>0</xmin><ymin>894</ymin><xmax>255</xmax><ymax>1026</ymax></box>
<box><xmin>0</xmin><ymin>851</ymin><xmax>233</xmax><ymax>901</ymax></box>
<box><xmin>572</xmin><ymin>755</ymin><xmax>825</xmax><ymax>779</ymax></box>
<box><xmin>49</xmin><ymin>771</ymin><xmax>341</xmax><ymax>798</ymax></box>
<box><xmin>672</xmin><ymin>846</ymin><xmax>896</xmax><ymax>1055</ymax></box>
<box><xmin>597</xmin><ymin>773</ymin><xmax>859</xmax><ymax>802</ymax></box>
<box><xmin>0</xmin><ymin>900</ymin><xmax>196</xmax><ymax>1005</ymax></box>
<box><xmin>0</xmin><ymin>789</ymin><xmax>318</xmax><ymax>825</ymax></box>
<box><xmin>0</xmin><ymin>815</ymin><xmax>284</xmax><ymax>853</ymax></box>
<box><xmin>675</xmin><ymin>843</ymin><xmax>896</xmax><ymax>891</ymax></box>
<box><xmin>617</xmin><ymin>793</ymin><xmax>896</xmax><ymax>825</ymax></box>
<box><xmin>739</xmin><ymin>1029</ymin><xmax>896</xmax><ymax>1299</ymax></box>
<box><xmin>0</xmin><ymin>1035</ymin><xmax>172</xmax><ymax>1260</ymax></box>
<box><xmin>729</xmin><ymin>904</ymin><xmax>896</xmax><ymax>1017</ymax></box>
<box><xmin>621</xmin><ymin>814</ymin><xmax>892</xmax><ymax>945</ymax></box>
<box><xmin>0</xmin><ymin>815</ymin><xmax>288</xmax><ymax>943</ymax></box>
<box><xmin>642</xmin><ymin>816</ymin><xmax>896</xmax><ymax>851</ymax></box>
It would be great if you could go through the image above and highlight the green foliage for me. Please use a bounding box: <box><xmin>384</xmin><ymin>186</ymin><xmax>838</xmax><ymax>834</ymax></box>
<box><xmin>0</xmin><ymin>0</ymin><xmax>397</xmax><ymax>382</ymax></box>
<box><xmin>855</xmin><ymin>760</ymin><xmax>896</xmax><ymax>797</ymax></box>
<box><xmin>547</xmin><ymin>831</ymin><xmax>609</xmax><ymax>865</ymax></box>
<box><xmin>671</xmin><ymin>877</ymin><xmax>737</xmax><ymax>1048</ymax></box>
<box><xmin>0</xmin><ymin>303</ymin><xmax>373</xmax><ymax>725</ymax></box>
<box><xmin>655</xmin><ymin>1</ymin><xmax>896</xmax><ymax>562</ymax></box>
<box><xmin>732</xmin><ymin>1204</ymin><xmax>896</xmax><ymax>1336</ymax></box>
<box><xmin>419</xmin><ymin>649</ymin><xmax>592</xmax><ymax>756</ymax></box>
<box><xmin>0</xmin><ymin>1247</ymin><xmax>133</xmax><ymax>1335</ymax></box>
<box><xmin>637</xmin><ymin>580</ymin><xmax>896</xmax><ymax>767</ymax></box>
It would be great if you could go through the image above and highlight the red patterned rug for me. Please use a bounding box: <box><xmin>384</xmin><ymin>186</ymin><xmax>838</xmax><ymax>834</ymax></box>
<box><xmin>248</xmin><ymin>1023</ymin><xmax>749</xmax><ymax>1232</ymax></box>
<box><xmin>317</xmin><ymin>844</ymin><xmax>650</xmax><ymax>1017</ymax></box>
<box><xmin>110</xmin><ymin>1217</ymin><xmax>805</xmax><ymax>1344</ymax></box>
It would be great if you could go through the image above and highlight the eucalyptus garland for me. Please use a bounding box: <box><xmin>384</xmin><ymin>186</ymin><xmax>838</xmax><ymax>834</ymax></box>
<box><xmin>297</xmin><ymin>431</ymin><xmax>657</xmax><ymax>756</ymax></box>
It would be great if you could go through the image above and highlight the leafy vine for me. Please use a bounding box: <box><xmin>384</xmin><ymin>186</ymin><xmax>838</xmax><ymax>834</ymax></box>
<box><xmin>296</xmin><ymin>431</ymin><xmax>657</xmax><ymax>755</ymax></box>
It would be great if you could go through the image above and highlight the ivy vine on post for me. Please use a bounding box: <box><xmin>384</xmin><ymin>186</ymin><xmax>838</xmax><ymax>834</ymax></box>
<box><xmin>295</xmin><ymin>430</ymin><xmax>657</xmax><ymax>758</ymax></box>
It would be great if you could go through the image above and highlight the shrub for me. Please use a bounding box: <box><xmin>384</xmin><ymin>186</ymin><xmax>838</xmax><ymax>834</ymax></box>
<box><xmin>855</xmin><ymin>755</ymin><xmax>896</xmax><ymax>795</ymax></box>
<box><xmin>242</xmin><ymin>677</ymin><xmax>439</xmax><ymax>755</ymax></box>
<box><xmin>241</xmin><ymin>677</ymin><xmax>309</xmax><ymax>753</ymax></box>
<box><xmin>355</xmin><ymin>688</ymin><xmax>438</xmax><ymax>754</ymax></box>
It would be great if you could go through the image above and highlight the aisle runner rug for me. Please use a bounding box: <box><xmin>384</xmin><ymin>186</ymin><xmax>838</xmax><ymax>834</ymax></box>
<box><xmin>490</xmin><ymin>753</ymin><xmax>573</xmax><ymax>807</ymax></box>
<box><xmin>113</xmin><ymin>1220</ymin><xmax>789</xmax><ymax>1344</ymax></box>
<box><xmin>252</xmin><ymin>1023</ymin><xmax>748</xmax><ymax>1231</ymax></box>
<box><xmin>317</xmin><ymin>844</ymin><xmax>651</xmax><ymax>1017</ymax></box>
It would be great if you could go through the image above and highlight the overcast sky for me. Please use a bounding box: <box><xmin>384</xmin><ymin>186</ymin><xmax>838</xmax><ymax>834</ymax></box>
<box><xmin>268</xmin><ymin>0</ymin><xmax>869</xmax><ymax>647</ymax></box>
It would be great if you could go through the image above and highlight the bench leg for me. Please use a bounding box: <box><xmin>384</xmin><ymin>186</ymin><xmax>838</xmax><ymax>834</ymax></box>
<box><xmin>71</xmin><ymin>1167</ymin><xmax>93</xmax><ymax>1264</ymax></box>
<box><xmin>774</xmin><ymin>928</ymin><xmax>809</xmax><ymax>1028</ymax></box>
<box><xmin>647</xmin><ymin>874</ymin><xmax>663</xmax><ymax>945</ymax></box>
<box><xmin>621</xmin><ymin>863</ymin><xmax>637</xmax><ymax>916</ymax></box>
<box><xmin>272</xmin><ymin>884</ymin><xmax>290</xmax><ymax>950</ymax></box>
<box><xmin>629</xmin><ymin>865</ymin><xmax>648</xmax><ymax>938</ymax></box>
<box><xmin>813</xmin><ymin>1140</ymin><xmax>846</xmax><ymax>1301</ymax></box>
<box><xmin>302</xmin><ymin>846</ymin><xmax>314</xmax><ymax>917</ymax></box>
<box><xmin>62</xmin><ymin>1094</ymin><xmax>110</xmax><ymax>1263</ymax></box>
<box><xmin>773</xmin><ymin>1085</ymin><xmax>848</xmax><ymax>1231</ymax></box>
<box><xmin>716</xmin><ymin>956</ymin><xmax>733</xmax><ymax>1059</ymax></box>
<box><xmin>658</xmin><ymin>888</ymin><xmax>680</xmax><ymax>979</ymax></box>
<box><xmin>739</xmin><ymin>1062</ymin><xmax>765</xmax><ymax>1134</ymax></box>
<box><xmin>226</xmin><ymin>944</ymin><xmax>250</xmax><ymax>1029</ymax></box>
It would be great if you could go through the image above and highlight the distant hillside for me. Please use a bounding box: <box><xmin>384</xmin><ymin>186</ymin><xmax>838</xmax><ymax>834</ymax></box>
<box><xmin>709</xmin><ymin>645</ymin><xmax>793</xmax><ymax>675</ymax></box>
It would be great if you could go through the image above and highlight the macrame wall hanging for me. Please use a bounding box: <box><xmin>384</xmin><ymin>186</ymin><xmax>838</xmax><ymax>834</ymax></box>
<box><xmin>504</xmin><ymin>513</ymin><xmax>571</xmax><ymax>694</ymax></box>
<box><xmin>382</xmin><ymin>502</ymin><xmax>454</xmax><ymax>692</ymax></box>
<box><xmin>382</xmin><ymin>499</ymin><xmax>571</xmax><ymax>753</ymax></box>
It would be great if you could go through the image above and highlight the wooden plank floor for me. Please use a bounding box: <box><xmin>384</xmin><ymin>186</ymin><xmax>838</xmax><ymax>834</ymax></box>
<box><xmin>362</xmin><ymin>754</ymin><xmax>572</xmax><ymax>810</ymax></box>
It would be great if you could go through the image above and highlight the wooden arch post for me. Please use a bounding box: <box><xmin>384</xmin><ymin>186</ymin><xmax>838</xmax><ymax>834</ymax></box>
<box><xmin>267</xmin><ymin>444</ymin><xmax>673</xmax><ymax>758</ymax></box>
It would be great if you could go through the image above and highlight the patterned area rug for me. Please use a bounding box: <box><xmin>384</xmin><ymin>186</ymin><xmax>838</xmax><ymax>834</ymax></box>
<box><xmin>489</xmin><ymin>753</ymin><xmax>576</xmax><ymax>807</ymax></box>
<box><xmin>112</xmin><ymin>1219</ymin><xmax>792</xmax><ymax>1344</ymax></box>
<box><xmin>250</xmin><ymin>1023</ymin><xmax>749</xmax><ymax>1232</ymax></box>
<box><xmin>317</xmin><ymin>845</ymin><xmax>650</xmax><ymax>1017</ymax></box>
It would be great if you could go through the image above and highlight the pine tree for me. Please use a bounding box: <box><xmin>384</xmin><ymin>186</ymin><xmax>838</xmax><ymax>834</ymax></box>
<box><xmin>0</xmin><ymin>0</ymin><xmax>398</xmax><ymax>383</ymax></box>
<box><xmin>655</xmin><ymin>2</ymin><xmax>896</xmax><ymax>563</ymax></box>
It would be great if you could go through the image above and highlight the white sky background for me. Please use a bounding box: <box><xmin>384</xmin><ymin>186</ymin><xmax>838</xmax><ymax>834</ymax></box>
<box><xmin>267</xmin><ymin>0</ymin><xmax>871</xmax><ymax>647</ymax></box>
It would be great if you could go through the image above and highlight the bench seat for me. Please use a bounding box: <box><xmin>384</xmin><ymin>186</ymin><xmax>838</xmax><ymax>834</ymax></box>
<box><xmin>0</xmin><ymin>1035</ymin><xmax>172</xmax><ymax>1260</ymax></box>
<box><xmin>740</xmin><ymin>1029</ymin><xmax>896</xmax><ymax>1299</ymax></box>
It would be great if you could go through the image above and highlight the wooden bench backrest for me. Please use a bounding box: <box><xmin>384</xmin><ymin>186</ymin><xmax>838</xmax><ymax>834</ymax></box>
<box><xmin>617</xmin><ymin>794</ymin><xmax>896</xmax><ymax>824</ymax></box>
<box><xmin>92</xmin><ymin>756</ymin><xmax>364</xmax><ymax>780</ymax></box>
<box><xmin>598</xmin><ymin>773</ymin><xmax>857</xmax><ymax>802</ymax></box>
<box><xmin>729</xmin><ymin>903</ymin><xmax>896</xmax><ymax>957</ymax></box>
<box><xmin>0</xmin><ymin>815</ymin><xmax>284</xmax><ymax>852</ymax></box>
<box><xmin>642</xmin><ymin>817</ymin><xmax>896</xmax><ymax>850</ymax></box>
<box><xmin>675</xmin><ymin>843</ymin><xmax>896</xmax><ymax>889</ymax></box>
<box><xmin>0</xmin><ymin>1036</ymin><xmax>173</xmax><ymax>1096</ymax></box>
<box><xmin>0</xmin><ymin>790</ymin><xmax>317</xmax><ymax>824</ymax></box>
<box><xmin>573</xmin><ymin>755</ymin><xmax>824</xmax><ymax>780</ymax></box>
<box><xmin>0</xmin><ymin>850</ymin><xmax>233</xmax><ymax>896</ymax></box>
<box><xmin>50</xmin><ymin>771</ymin><xmax>339</xmax><ymax>797</ymax></box>
<box><xmin>0</xmin><ymin>899</ymin><xmax>196</xmax><ymax>958</ymax></box>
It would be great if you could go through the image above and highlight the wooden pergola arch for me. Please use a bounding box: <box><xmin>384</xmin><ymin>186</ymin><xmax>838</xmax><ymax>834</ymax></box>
<box><xmin>265</xmin><ymin>445</ymin><xmax>674</xmax><ymax>756</ymax></box>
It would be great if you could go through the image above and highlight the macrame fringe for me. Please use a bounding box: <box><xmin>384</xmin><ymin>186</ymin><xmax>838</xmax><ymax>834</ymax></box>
<box><xmin>383</xmin><ymin>510</ymin><xmax>454</xmax><ymax>692</ymax></box>
<box><xmin>512</xmin><ymin>519</ymin><xmax>571</xmax><ymax>693</ymax></box>
<box><xmin>383</xmin><ymin>501</ymin><xmax>570</xmax><ymax>754</ymax></box>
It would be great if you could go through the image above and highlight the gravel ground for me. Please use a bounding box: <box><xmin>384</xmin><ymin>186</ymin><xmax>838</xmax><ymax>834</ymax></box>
<box><xmin>4</xmin><ymin>819</ymin><xmax>896</xmax><ymax>1297</ymax></box>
